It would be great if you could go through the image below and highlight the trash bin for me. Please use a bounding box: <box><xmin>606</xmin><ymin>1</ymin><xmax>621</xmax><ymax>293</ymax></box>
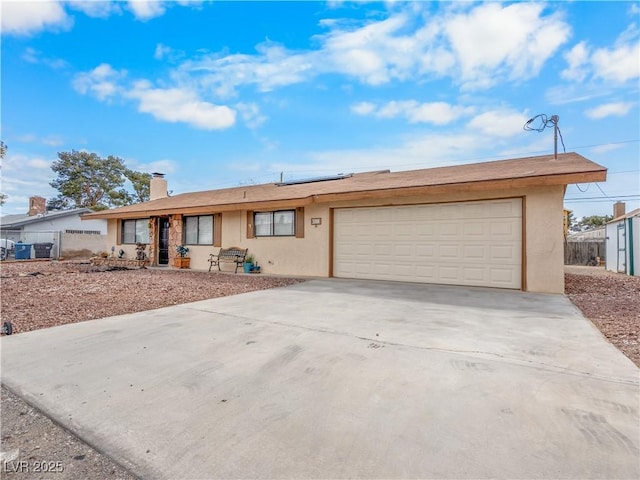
<box><xmin>33</xmin><ymin>242</ymin><xmax>54</xmax><ymax>259</ymax></box>
<box><xmin>15</xmin><ymin>243</ymin><xmax>32</xmax><ymax>260</ymax></box>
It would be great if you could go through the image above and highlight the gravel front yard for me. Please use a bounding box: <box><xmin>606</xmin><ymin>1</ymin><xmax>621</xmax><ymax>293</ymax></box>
<box><xmin>1</xmin><ymin>261</ymin><xmax>302</xmax><ymax>479</ymax></box>
<box><xmin>1</xmin><ymin>261</ymin><xmax>638</xmax><ymax>479</ymax></box>
<box><xmin>564</xmin><ymin>266</ymin><xmax>640</xmax><ymax>368</ymax></box>
<box><xmin>0</xmin><ymin>261</ymin><xmax>302</xmax><ymax>334</ymax></box>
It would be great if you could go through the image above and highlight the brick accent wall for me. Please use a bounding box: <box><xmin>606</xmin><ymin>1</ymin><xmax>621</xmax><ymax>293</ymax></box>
<box><xmin>148</xmin><ymin>217</ymin><xmax>158</xmax><ymax>266</ymax></box>
<box><xmin>169</xmin><ymin>214</ymin><xmax>183</xmax><ymax>263</ymax></box>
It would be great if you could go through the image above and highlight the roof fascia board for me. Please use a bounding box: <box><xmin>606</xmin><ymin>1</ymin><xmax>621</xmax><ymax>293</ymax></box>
<box><xmin>81</xmin><ymin>169</ymin><xmax>606</xmax><ymax>220</ymax></box>
<box><xmin>82</xmin><ymin>197</ymin><xmax>315</xmax><ymax>220</ymax></box>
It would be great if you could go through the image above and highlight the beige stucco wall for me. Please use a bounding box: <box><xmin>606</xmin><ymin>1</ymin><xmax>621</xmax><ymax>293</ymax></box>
<box><xmin>105</xmin><ymin>218</ymin><xmax>142</xmax><ymax>259</ymax></box>
<box><xmin>522</xmin><ymin>186</ymin><xmax>566</xmax><ymax>294</ymax></box>
<box><xmin>241</xmin><ymin>204</ymin><xmax>329</xmax><ymax>277</ymax></box>
<box><xmin>105</xmin><ymin>185</ymin><xmax>567</xmax><ymax>293</ymax></box>
<box><xmin>61</xmin><ymin>233</ymin><xmax>108</xmax><ymax>256</ymax></box>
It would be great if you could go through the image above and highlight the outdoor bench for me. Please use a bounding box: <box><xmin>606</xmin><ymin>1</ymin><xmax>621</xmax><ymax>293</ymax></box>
<box><xmin>208</xmin><ymin>247</ymin><xmax>248</xmax><ymax>273</ymax></box>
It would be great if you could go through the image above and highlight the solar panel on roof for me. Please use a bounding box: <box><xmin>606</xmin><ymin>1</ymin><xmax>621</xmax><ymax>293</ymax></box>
<box><xmin>276</xmin><ymin>173</ymin><xmax>353</xmax><ymax>186</ymax></box>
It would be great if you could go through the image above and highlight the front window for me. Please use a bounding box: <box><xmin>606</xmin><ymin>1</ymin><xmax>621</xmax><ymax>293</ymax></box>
<box><xmin>254</xmin><ymin>210</ymin><xmax>295</xmax><ymax>237</ymax></box>
<box><xmin>122</xmin><ymin>219</ymin><xmax>149</xmax><ymax>244</ymax></box>
<box><xmin>184</xmin><ymin>215</ymin><xmax>213</xmax><ymax>245</ymax></box>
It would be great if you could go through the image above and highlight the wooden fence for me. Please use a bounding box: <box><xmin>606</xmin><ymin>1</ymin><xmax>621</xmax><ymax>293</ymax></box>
<box><xmin>564</xmin><ymin>241</ymin><xmax>605</xmax><ymax>265</ymax></box>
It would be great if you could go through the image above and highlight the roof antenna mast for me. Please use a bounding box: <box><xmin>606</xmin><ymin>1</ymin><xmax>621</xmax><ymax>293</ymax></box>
<box><xmin>523</xmin><ymin>114</ymin><xmax>565</xmax><ymax>160</ymax></box>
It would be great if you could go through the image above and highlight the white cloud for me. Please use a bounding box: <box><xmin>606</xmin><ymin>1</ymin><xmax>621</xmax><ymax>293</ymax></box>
<box><xmin>1</xmin><ymin>0</ymin><xmax>196</xmax><ymax>37</ymax></box>
<box><xmin>585</xmin><ymin>102</ymin><xmax>636</xmax><ymax>119</ymax></box>
<box><xmin>27</xmin><ymin>158</ymin><xmax>52</xmax><ymax>169</ymax></box>
<box><xmin>174</xmin><ymin>3</ymin><xmax>570</xmax><ymax>97</ymax></box>
<box><xmin>561</xmin><ymin>42</ymin><xmax>590</xmax><ymax>81</ymax></box>
<box><xmin>590</xmin><ymin>143</ymin><xmax>626</xmax><ymax>155</ymax></box>
<box><xmin>12</xmin><ymin>133</ymin><xmax>63</xmax><ymax>147</ymax></box>
<box><xmin>545</xmin><ymin>83</ymin><xmax>608</xmax><ymax>105</ymax></box>
<box><xmin>177</xmin><ymin>42</ymin><xmax>316</xmax><ymax>97</ymax></box>
<box><xmin>127</xmin><ymin>80</ymin><xmax>236</xmax><ymax>130</ymax></box>
<box><xmin>73</xmin><ymin>63</ymin><xmax>236</xmax><ymax>130</ymax></box>
<box><xmin>0</xmin><ymin>153</ymin><xmax>57</xmax><ymax>204</ymax></box>
<box><xmin>235</xmin><ymin>102</ymin><xmax>267</xmax><ymax>129</ymax></box>
<box><xmin>155</xmin><ymin>43</ymin><xmax>172</xmax><ymax>60</ymax></box>
<box><xmin>22</xmin><ymin>47</ymin><xmax>68</xmax><ymax>69</ymax></box>
<box><xmin>73</xmin><ymin>64</ymin><xmax>127</xmax><ymax>101</ymax></box>
<box><xmin>66</xmin><ymin>1</ymin><xmax>121</xmax><ymax>18</ymax></box>
<box><xmin>559</xmin><ymin>24</ymin><xmax>640</xmax><ymax>89</ymax></box>
<box><xmin>1</xmin><ymin>1</ymin><xmax>72</xmax><ymax>36</ymax></box>
<box><xmin>444</xmin><ymin>3</ymin><xmax>571</xmax><ymax>89</ymax></box>
<box><xmin>592</xmin><ymin>41</ymin><xmax>640</xmax><ymax>83</ymax></box>
<box><xmin>350</xmin><ymin>102</ymin><xmax>376</xmax><ymax>116</ymax></box>
<box><xmin>467</xmin><ymin>110</ymin><xmax>529</xmax><ymax>138</ymax></box>
<box><xmin>406</xmin><ymin>102</ymin><xmax>472</xmax><ymax>125</ymax></box>
<box><xmin>351</xmin><ymin>100</ymin><xmax>472</xmax><ymax>125</ymax></box>
<box><xmin>319</xmin><ymin>14</ymin><xmax>413</xmax><ymax>85</ymax></box>
<box><xmin>126</xmin><ymin>1</ymin><xmax>166</xmax><ymax>20</ymax></box>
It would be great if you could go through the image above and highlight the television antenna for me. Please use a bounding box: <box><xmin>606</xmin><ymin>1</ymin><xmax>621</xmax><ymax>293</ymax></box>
<box><xmin>523</xmin><ymin>114</ymin><xmax>566</xmax><ymax>160</ymax></box>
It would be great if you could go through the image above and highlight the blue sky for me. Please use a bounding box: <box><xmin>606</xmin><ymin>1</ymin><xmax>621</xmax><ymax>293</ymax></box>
<box><xmin>1</xmin><ymin>1</ymin><xmax>639</xmax><ymax>220</ymax></box>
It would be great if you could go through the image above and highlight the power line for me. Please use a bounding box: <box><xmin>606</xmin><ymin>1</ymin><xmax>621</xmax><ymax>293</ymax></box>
<box><xmin>594</xmin><ymin>183</ymin><xmax>609</xmax><ymax>198</ymax></box>
<box><xmin>565</xmin><ymin>198</ymin><xmax>640</xmax><ymax>203</ymax></box>
<box><xmin>564</xmin><ymin>194</ymin><xmax>640</xmax><ymax>201</ymax></box>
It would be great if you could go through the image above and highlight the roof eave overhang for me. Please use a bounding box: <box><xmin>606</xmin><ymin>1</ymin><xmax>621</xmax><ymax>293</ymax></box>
<box><xmin>82</xmin><ymin>169</ymin><xmax>607</xmax><ymax>220</ymax></box>
<box><xmin>311</xmin><ymin>169</ymin><xmax>608</xmax><ymax>204</ymax></box>
<box><xmin>81</xmin><ymin>197</ymin><xmax>316</xmax><ymax>220</ymax></box>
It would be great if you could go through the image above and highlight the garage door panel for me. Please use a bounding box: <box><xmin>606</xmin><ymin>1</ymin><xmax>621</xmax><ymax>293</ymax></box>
<box><xmin>491</xmin><ymin>245</ymin><xmax>518</xmax><ymax>261</ymax></box>
<box><xmin>490</xmin><ymin>268</ymin><xmax>518</xmax><ymax>285</ymax></box>
<box><xmin>489</xmin><ymin>201</ymin><xmax>520</xmax><ymax>217</ymax></box>
<box><xmin>334</xmin><ymin>199</ymin><xmax>522</xmax><ymax>289</ymax></box>
<box><xmin>439</xmin><ymin>244</ymin><xmax>459</xmax><ymax>258</ymax></box>
<box><xmin>393</xmin><ymin>223</ymin><xmax>415</xmax><ymax>237</ymax></box>
<box><xmin>415</xmin><ymin>223</ymin><xmax>436</xmax><ymax>235</ymax></box>
<box><xmin>463</xmin><ymin>267</ymin><xmax>486</xmax><ymax>282</ymax></box>
<box><xmin>463</xmin><ymin>245</ymin><xmax>487</xmax><ymax>260</ymax></box>
<box><xmin>415</xmin><ymin>265</ymin><xmax>436</xmax><ymax>279</ymax></box>
<box><xmin>490</xmin><ymin>221</ymin><xmax>518</xmax><ymax>236</ymax></box>
<box><xmin>438</xmin><ymin>266</ymin><xmax>460</xmax><ymax>280</ymax></box>
<box><xmin>438</xmin><ymin>223</ymin><xmax>460</xmax><ymax>237</ymax></box>
<box><xmin>463</xmin><ymin>222</ymin><xmax>486</xmax><ymax>236</ymax></box>
<box><xmin>415</xmin><ymin>244</ymin><xmax>436</xmax><ymax>258</ymax></box>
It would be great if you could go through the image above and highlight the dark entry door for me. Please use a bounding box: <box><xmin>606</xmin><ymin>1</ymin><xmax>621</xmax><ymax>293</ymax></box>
<box><xmin>159</xmin><ymin>218</ymin><xmax>170</xmax><ymax>265</ymax></box>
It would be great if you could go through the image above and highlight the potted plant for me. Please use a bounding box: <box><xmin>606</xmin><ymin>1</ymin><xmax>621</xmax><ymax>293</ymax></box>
<box><xmin>174</xmin><ymin>245</ymin><xmax>190</xmax><ymax>268</ymax></box>
<box><xmin>243</xmin><ymin>254</ymin><xmax>255</xmax><ymax>273</ymax></box>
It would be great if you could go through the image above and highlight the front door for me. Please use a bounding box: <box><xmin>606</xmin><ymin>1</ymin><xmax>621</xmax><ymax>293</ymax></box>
<box><xmin>159</xmin><ymin>218</ymin><xmax>170</xmax><ymax>266</ymax></box>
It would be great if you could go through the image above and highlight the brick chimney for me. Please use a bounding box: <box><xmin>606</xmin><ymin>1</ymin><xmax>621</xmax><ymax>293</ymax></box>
<box><xmin>28</xmin><ymin>196</ymin><xmax>46</xmax><ymax>216</ymax></box>
<box><xmin>150</xmin><ymin>172</ymin><xmax>168</xmax><ymax>201</ymax></box>
<box><xmin>613</xmin><ymin>201</ymin><xmax>626</xmax><ymax>219</ymax></box>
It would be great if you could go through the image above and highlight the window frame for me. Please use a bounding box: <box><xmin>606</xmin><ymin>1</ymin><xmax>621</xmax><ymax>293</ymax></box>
<box><xmin>182</xmin><ymin>215</ymin><xmax>214</xmax><ymax>245</ymax></box>
<box><xmin>253</xmin><ymin>210</ymin><xmax>296</xmax><ymax>237</ymax></box>
<box><xmin>121</xmin><ymin>219</ymin><xmax>149</xmax><ymax>244</ymax></box>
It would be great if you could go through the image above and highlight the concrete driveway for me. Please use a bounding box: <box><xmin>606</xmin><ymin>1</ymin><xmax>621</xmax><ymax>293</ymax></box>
<box><xmin>2</xmin><ymin>279</ymin><xmax>638</xmax><ymax>479</ymax></box>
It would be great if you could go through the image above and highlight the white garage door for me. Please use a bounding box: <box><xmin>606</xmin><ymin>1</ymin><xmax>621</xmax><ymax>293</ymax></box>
<box><xmin>334</xmin><ymin>199</ymin><xmax>522</xmax><ymax>289</ymax></box>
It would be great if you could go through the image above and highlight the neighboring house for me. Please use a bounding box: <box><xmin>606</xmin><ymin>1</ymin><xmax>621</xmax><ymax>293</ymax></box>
<box><xmin>605</xmin><ymin>205</ymin><xmax>639</xmax><ymax>276</ymax></box>
<box><xmin>83</xmin><ymin>153</ymin><xmax>606</xmax><ymax>294</ymax></box>
<box><xmin>566</xmin><ymin>226</ymin><xmax>606</xmax><ymax>242</ymax></box>
<box><xmin>1</xmin><ymin>196</ymin><xmax>107</xmax><ymax>259</ymax></box>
